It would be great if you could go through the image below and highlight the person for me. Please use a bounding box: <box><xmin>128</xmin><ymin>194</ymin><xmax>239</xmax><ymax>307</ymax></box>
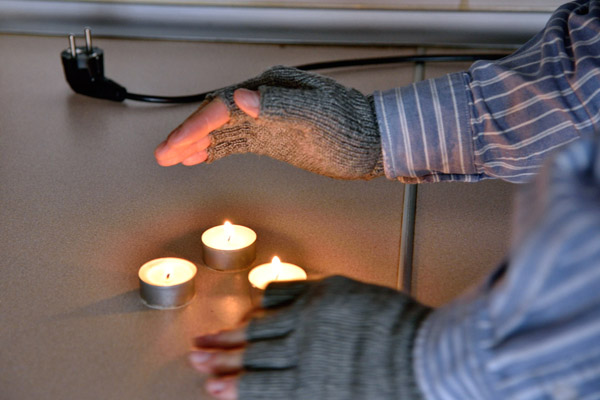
<box><xmin>155</xmin><ymin>1</ymin><xmax>600</xmax><ymax>399</ymax></box>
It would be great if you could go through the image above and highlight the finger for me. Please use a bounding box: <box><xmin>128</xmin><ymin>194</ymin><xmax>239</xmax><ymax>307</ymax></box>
<box><xmin>233</xmin><ymin>89</ymin><xmax>260</xmax><ymax>119</ymax></box>
<box><xmin>154</xmin><ymin>98</ymin><xmax>229</xmax><ymax>166</ymax></box>
<box><xmin>182</xmin><ymin>149</ymin><xmax>208</xmax><ymax>166</ymax></box>
<box><xmin>244</xmin><ymin>335</ymin><xmax>297</xmax><ymax>370</ymax></box>
<box><xmin>188</xmin><ymin>348</ymin><xmax>244</xmax><ymax>375</ymax></box>
<box><xmin>246</xmin><ymin>308</ymin><xmax>297</xmax><ymax>341</ymax></box>
<box><xmin>242</xmin><ymin>283</ymin><xmax>312</xmax><ymax>342</ymax></box>
<box><xmin>261</xmin><ymin>280</ymin><xmax>311</xmax><ymax>309</ymax></box>
<box><xmin>205</xmin><ymin>375</ymin><xmax>239</xmax><ymax>400</ymax></box>
<box><xmin>194</xmin><ymin>323</ymin><xmax>249</xmax><ymax>349</ymax></box>
<box><xmin>239</xmin><ymin>370</ymin><xmax>295</xmax><ymax>399</ymax></box>
<box><xmin>168</xmin><ymin>98</ymin><xmax>230</xmax><ymax>147</ymax></box>
<box><xmin>155</xmin><ymin>134</ymin><xmax>211</xmax><ymax>167</ymax></box>
<box><xmin>154</xmin><ymin>141</ymin><xmax>170</xmax><ymax>164</ymax></box>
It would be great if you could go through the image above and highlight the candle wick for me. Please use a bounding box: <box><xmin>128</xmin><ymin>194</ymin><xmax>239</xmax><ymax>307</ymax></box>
<box><xmin>166</xmin><ymin>273</ymin><xmax>171</xmax><ymax>280</ymax></box>
<box><xmin>227</xmin><ymin>235</ymin><xmax>231</xmax><ymax>242</ymax></box>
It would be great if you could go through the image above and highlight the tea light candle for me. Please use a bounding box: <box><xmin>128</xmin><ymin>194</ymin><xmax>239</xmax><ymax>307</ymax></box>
<box><xmin>249</xmin><ymin>256</ymin><xmax>307</xmax><ymax>290</ymax></box>
<box><xmin>138</xmin><ymin>257</ymin><xmax>197</xmax><ymax>309</ymax></box>
<box><xmin>202</xmin><ymin>221</ymin><xmax>256</xmax><ymax>271</ymax></box>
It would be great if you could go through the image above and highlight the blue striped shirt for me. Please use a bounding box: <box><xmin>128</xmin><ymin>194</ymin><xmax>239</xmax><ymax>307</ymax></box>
<box><xmin>413</xmin><ymin>136</ymin><xmax>600</xmax><ymax>400</ymax></box>
<box><xmin>374</xmin><ymin>0</ymin><xmax>600</xmax><ymax>184</ymax></box>
<box><xmin>373</xmin><ymin>1</ymin><xmax>600</xmax><ymax>399</ymax></box>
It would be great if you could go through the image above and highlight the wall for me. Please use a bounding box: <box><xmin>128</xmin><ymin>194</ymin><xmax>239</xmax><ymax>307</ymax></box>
<box><xmin>0</xmin><ymin>0</ymin><xmax>552</xmax><ymax>46</ymax></box>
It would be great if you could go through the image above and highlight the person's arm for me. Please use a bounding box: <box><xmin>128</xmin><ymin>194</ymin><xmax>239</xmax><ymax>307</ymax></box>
<box><xmin>376</xmin><ymin>0</ymin><xmax>600</xmax><ymax>183</ymax></box>
<box><xmin>156</xmin><ymin>2</ymin><xmax>599</xmax><ymax>184</ymax></box>
<box><xmin>186</xmin><ymin>135</ymin><xmax>600</xmax><ymax>400</ymax></box>
<box><xmin>414</xmin><ymin>130</ymin><xmax>600</xmax><ymax>399</ymax></box>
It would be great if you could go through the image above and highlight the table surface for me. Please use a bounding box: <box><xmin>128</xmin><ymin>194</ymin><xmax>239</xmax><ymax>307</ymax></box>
<box><xmin>0</xmin><ymin>34</ymin><xmax>513</xmax><ymax>399</ymax></box>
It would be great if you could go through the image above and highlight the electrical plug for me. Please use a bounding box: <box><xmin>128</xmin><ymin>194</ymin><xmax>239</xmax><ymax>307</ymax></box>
<box><xmin>61</xmin><ymin>28</ymin><xmax>127</xmax><ymax>102</ymax></box>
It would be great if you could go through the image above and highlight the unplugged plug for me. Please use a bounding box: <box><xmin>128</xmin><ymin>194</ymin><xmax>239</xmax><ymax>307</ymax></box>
<box><xmin>61</xmin><ymin>28</ymin><xmax>127</xmax><ymax>102</ymax></box>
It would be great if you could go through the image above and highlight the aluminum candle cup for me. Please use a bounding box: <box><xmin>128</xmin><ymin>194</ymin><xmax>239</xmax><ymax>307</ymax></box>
<box><xmin>201</xmin><ymin>222</ymin><xmax>257</xmax><ymax>271</ymax></box>
<box><xmin>138</xmin><ymin>258</ymin><xmax>197</xmax><ymax>309</ymax></box>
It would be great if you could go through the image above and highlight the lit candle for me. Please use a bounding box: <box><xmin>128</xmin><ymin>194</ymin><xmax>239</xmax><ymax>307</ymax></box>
<box><xmin>248</xmin><ymin>256</ymin><xmax>307</xmax><ymax>290</ymax></box>
<box><xmin>138</xmin><ymin>257</ymin><xmax>197</xmax><ymax>309</ymax></box>
<box><xmin>202</xmin><ymin>221</ymin><xmax>256</xmax><ymax>271</ymax></box>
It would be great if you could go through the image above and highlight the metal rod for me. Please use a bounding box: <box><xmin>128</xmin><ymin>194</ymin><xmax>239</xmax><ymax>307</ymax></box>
<box><xmin>68</xmin><ymin>34</ymin><xmax>76</xmax><ymax>57</ymax></box>
<box><xmin>399</xmin><ymin>184</ymin><xmax>418</xmax><ymax>294</ymax></box>
<box><xmin>84</xmin><ymin>27</ymin><xmax>92</xmax><ymax>53</ymax></box>
<box><xmin>397</xmin><ymin>48</ymin><xmax>425</xmax><ymax>294</ymax></box>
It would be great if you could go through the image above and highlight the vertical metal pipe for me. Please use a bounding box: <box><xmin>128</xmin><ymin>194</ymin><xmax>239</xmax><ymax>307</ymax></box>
<box><xmin>397</xmin><ymin>48</ymin><xmax>425</xmax><ymax>294</ymax></box>
<box><xmin>399</xmin><ymin>184</ymin><xmax>418</xmax><ymax>294</ymax></box>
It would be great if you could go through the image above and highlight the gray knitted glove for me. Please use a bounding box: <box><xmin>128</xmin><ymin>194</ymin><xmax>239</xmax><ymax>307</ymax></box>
<box><xmin>240</xmin><ymin>276</ymin><xmax>432</xmax><ymax>400</ymax></box>
<box><xmin>206</xmin><ymin>66</ymin><xmax>384</xmax><ymax>180</ymax></box>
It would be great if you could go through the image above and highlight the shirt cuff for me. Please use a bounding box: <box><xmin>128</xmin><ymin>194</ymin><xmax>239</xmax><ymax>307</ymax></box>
<box><xmin>374</xmin><ymin>72</ymin><xmax>483</xmax><ymax>183</ymax></box>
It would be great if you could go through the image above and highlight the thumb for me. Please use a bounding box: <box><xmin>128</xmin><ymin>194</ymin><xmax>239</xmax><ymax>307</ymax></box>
<box><xmin>233</xmin><ymin>88</ymin><xmax>260</xmax><ymax>118</ymax></box>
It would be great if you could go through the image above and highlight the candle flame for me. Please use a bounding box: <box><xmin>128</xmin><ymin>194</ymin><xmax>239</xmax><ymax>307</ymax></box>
<box><xmin>224</xmin><ymin>221</ymin><xmax>233</xmax><ymax>242</ymax></box>
<box><xmin>272</xmin><ymin>256</ymin><xmax>282</xmax><ymax>280</ymax></box>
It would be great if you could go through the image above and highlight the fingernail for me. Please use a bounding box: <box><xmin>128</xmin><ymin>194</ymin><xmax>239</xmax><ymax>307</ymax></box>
<box><xmin>189</xmin><ymin>351</ymin><xmax>212</xmax><ymax>365</ymax></box>
<box><xmin>236</xmin><ymin>89</ymin><xmax>260</xmax><ymax>110</ymax></box>
<box><xmin>206</xmin><ymin>380</ymin><xmax>226</xmax><ymax>394</ymax></box>
<box><xmin>155</xmin><ymin>141</ymin><xmax>168</xmax><ymax>155</ymax></box>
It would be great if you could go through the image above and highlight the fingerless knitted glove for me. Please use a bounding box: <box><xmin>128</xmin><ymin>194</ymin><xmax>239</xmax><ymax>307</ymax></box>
<box><xmin>240</xmin><ymin>276</ymin><xmax>432</xmax><ymax>400</ymax></box>
<box><xmin>206</xmin><ymin>66</ymin><xmax>384</xmax><ymax>180</ymax></box>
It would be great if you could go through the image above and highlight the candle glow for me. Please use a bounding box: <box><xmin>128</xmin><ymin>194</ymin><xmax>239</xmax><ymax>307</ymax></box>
<box><xmin>248</xmin><ymin>256</ymin><xmax>307</xmax><ymax>290</ymax></box>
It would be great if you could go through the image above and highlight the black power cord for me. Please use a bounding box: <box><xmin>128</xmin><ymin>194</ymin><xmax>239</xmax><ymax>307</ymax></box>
<box><xmin>61</xmin><ymin>28</ymin><xmax>509</xmax><ymax>104</ymax></box>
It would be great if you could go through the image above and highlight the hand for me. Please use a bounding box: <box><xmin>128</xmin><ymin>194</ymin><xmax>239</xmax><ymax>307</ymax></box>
<box><xmin>155</xmin><ymin>66</ymin><xmax>384</xmax><ymax>180</ymax></box>
<box><xmin>155</xmin><ymin>89</ymin><xmax>260</xmax><ymax>167</ymax></box>
<box><xmin>188</xmin><ymin>276</ymin><xmax>431</xmax><ymax>400</ymax></box>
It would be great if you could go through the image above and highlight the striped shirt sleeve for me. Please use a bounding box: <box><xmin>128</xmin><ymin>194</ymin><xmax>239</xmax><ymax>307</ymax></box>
<box><xmin>414</xmin><ymin>134</ymin><xmax>600</xmax><ymax>400</ymax></box>
<box><xmin>374</xmin><ymin>0</ymin><xmax>600</xmax><ymax>184</ymax></box>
